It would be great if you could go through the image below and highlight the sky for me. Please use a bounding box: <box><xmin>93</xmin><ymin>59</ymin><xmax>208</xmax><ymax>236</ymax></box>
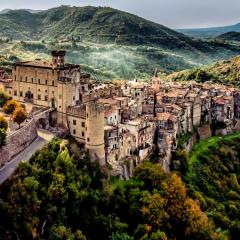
<box><xmin>0</xmin><ymin>0</ymin><xmax>240</xmax><ymax>29</ymax></box>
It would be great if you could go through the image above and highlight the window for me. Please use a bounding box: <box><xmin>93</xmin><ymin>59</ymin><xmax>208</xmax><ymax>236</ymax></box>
<box><xmin>45</xmin><ymin>89</ymin><xmax>47</xmax><ymax>93</ymax></box>
<box><xmin>73</xmin><ymin>96</ymin><xmax>75</xmax><ymax>101</ymax></box>
<box><xmin>87</xmin><ymin>138</ymin><xmax>90</xmax><ymax>142</ymax></box>
<box><xmin>73</xmin><ymin>120</ymin><xmax>76</xmax><ymax>125</ymax></box>
<box><xmin>31</xmin><ymin>78</ymin><xmax>34</xmax><ymax>83</ymax></box>
<box><xmin>20</xmin><ymin>76</ymin><xmax>22</xmax><ymax>82</ymax></box>
<box><xmin>82</xmin><ymin>132</ymin><xmax>85</xmax><ymax>137</ymax></box>
<box><xmin>82</xmin><ymin>122</ymin><xmax>85</xmax><ymax>127</ymax></box>
<box><xmin>52</xmin><ymin>91</ymin><xmax>54</xmax><ymax>95</ymax></box>
<box><xmin>73</xmin><ymin>129</ymin><xmax>76</xmax><ymax>135</ymax></box>
<box><xmin>38</xmin><ymin>95</ymin><xmax>41</xmax><ymax>100</ymax></box>
<box><xmin>38</xmin><ymin>79</ymin><xmax>40</xmax><ymax>84</ymax></box>
<box><xmin>45</xmin><ymin>95</ymin><xmax>48</xmax><ymax>101</ymax></box>
<box><xmin>14</xmin><ymin>75</ymin><xmax>16</xmax><ymax>81</ymax></box>
<box><xmin>45</xmin><ymin>80</ymin><xmax>48</xmax><ymax>85</ymax></box>
<box><xmin>52</xmin><ymin>81</ymin><xmax>54</xmax><ymax>86</ymax></box>
<box><xmin>14</xmin><ymin>90</ymin><xmax>17</xmax><ymax>96</ymax></box>
<box><xmin>59</xmin><ymin>106</ymin><xmax>61</xmax><ymax>108</ymax></box>
<box><xmin>25</xmin><ymin>77</ymin><xmax>27</xmax><ymax>82</ymax></box>
<box><xmin>20</xmin><ymin>91</ymin><xmax>23</xmax><ymax>97</ymax></box>
<box><xmin>109</xmin><ymin>132</ymin><xmax>111</xmax><ymax>137</ymax></box>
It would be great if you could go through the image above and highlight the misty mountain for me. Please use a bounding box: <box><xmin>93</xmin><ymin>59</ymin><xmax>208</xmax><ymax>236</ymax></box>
<box><xmin>0</xmin><ymin>8</ymin><xmax>42</xmax><ymax>14</ymax></box>
<box><xmin>1</xmin><ymin>5</ymin><xmax>240</xmax><ymax>79</ymax></box>
<box><xmin>177</xmin><ymin>23</ymin><xmax>240</xmax><ymax>38</ymax></box>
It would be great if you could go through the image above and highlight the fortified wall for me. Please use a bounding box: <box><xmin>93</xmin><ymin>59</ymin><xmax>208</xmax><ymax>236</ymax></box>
<box><xmin>0</xmin><ymin>119</ymin><xmax>38</xmax><ymax>166</ymax></box>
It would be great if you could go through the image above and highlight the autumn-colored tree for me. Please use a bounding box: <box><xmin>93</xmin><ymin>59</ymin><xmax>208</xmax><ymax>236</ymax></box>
<box><xmin>3</xmin><ymin>99</ymin><xmax>20</xmax><ymax>114</ymax></box>
<box><xmin>184</xmin><ymin>198</ymin><xmax>217</xmax><ymax>239</ymax></box>
<box><xmin>0</xmin><ymin>115</ymin><xmax>8</xmax><ymax>130</ymax></box>
<box><xmin>12</xmin><ymin>107</ymin><xmax>27</xmax><ymax>128</ymax></box>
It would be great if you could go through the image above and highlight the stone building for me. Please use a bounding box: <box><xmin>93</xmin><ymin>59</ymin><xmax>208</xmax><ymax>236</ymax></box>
<box><xmin>11</xmin><ymin>51</ymin><xmax>89</xmax><ymax>127</ymax></box>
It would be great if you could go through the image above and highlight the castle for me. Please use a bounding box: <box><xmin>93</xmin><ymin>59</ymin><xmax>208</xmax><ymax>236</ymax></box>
<box><xmin>1</xmin><ymin>51</ymin><xmax>240</xmax><ymax>177</ymax></box>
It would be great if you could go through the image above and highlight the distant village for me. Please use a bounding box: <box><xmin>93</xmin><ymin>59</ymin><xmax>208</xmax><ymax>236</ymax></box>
<box><xmin>1</xmin><ymin>50</ymin><xmax>240</xmax><ymax>178</ymax></box>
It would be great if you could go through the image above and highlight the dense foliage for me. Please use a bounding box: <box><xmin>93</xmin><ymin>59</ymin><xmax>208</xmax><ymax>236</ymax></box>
<box><xmin>3</xmin><ymin>99</ymin><xmax>20</xmax><ymax>114</ymax></box>
<box><xmin>168</xmin><ymin>55</ymin><xmax>240</xmax><ymax>87</ymax></box>
<box><xmin>185</xmin><ymin>132</ymin><xmax>240</xmax><ymax>239</ymax></box>
<box><xmin>0</xmin><ymin>128</ymin><xmax>6</xmax><ymax>147</ymax></box>
<box><xmin>0</xmin><ymin>91</ymin><xmax>9</xmax><ymax>107</ymax></box>
<box><xmin>0</xmin><ymin>138</ymin><xmax>218</xmax><ymax>240</ymax></box>
<box><xmin>12</xmin><ymin>106</ymin><xmax>27</xmax><ymax>128</ymax></box>
<box><xmin>0</xmin><ymin>115</ymin><xmax>8</xmax><ymax>131</ymax></box>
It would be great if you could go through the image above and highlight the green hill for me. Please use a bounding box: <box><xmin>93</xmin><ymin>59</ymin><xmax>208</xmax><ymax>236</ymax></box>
<box><xmin>216</xmin><ymin>31</ymin><xmax>240</xmax><ymax>42</ymax></box>
<box><xmin>167</xmin><ymin>55</ymin><xmax>240</xmax><ymax>87</ymax></box>
<box><xmin>185</xmin><ymin>132</ymin><xmax>240</xmax><ymax>238</ymax></box>
<box><xmin>1</xmin><ymin>6</ymin><xmax>240</xmax><ymax>79</ymax></box>
<box><xmin>0</xmin><ymin>138</ymin><xmax>219</xmax><ymax>239</ymax></box>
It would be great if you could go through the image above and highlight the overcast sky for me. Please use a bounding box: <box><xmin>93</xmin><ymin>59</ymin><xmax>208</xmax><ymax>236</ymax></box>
<box><xmin>0</xmin><ymin>0</ymin><xmax>239</xmax><ymax>29</ymax></box>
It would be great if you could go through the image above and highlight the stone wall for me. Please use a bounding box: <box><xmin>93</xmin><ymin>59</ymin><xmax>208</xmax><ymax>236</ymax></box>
<box><xmin>0</xmin><ymin>119</ymin><xmax>38</xmax><ymax>167</ymax></box>
<box><xmin>197</xmin><ymin>125</ymin><xmax>212</xmax><ymax>140</ymax></box>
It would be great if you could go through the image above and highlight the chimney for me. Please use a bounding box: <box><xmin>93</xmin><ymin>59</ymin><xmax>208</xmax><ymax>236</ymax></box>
<box><xmin>52</xmin><ymin>50</ymin><xmax>66</xmax><ymax>67</ymax></box>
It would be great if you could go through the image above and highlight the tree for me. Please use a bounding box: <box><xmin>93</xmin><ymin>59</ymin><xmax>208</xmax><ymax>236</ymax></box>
<box><xmin>49</xmin><ymin>224</ymin><xmax>75</xmax><ymax>240</ymax></box>
<box><xmin>3</xmin><ymin>100</ymin><xmax>20</xmax><ymax>114</ymax></box>
<box><xmin>0</xmin><ymin>128</ymin><xmax>6</xmax><ymax>147</ymax></box>
<box><xmin>0</xmin><ymin>91</ymin><xmax>8</xmax><ymax>107</ymax></box>
<box><xmin>12</xmin><ymin>107</ymin><xmax>27</xmax><ymax>128</ymax></box>
<box><xmin>0</xmin><ymin>115</ymin><xmax>8</xmax><ymax>130</ymax></box>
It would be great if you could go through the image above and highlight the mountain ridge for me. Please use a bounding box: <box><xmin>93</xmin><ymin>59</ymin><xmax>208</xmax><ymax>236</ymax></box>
<box><xmin>1</xmin><ymin>6</ymin><xmax>240</xmax><ymax>79</ymax></box>
<box><xmin>177</xmin><ymin>22</ymin><xmax>240</xmax><ymax>38</ymax></box>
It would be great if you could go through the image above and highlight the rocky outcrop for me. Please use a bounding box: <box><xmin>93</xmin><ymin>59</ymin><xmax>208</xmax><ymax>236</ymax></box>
<box><xmin>0</xmin><ymin>119</ymin><xmax>38</xmax><ymax>167</ymax></box>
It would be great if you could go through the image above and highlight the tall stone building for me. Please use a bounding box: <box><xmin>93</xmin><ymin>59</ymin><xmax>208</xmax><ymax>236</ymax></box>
<box><xmin>11</xmin><ymin>51</ymin><xmax>88</xmax><ymax>127</ymax></box>
<box><xmin>10</xmin><ymin>50</ymin><xmax>106</xmax><ymax>164</ymax></box>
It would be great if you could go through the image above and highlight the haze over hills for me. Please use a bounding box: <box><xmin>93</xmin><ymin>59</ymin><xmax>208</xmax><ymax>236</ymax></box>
<box><xmin>0</xmin><ymin>9</ymin><xmax>42</xmax><ymax>14</ymax></box>
<box><xmin>177</xmin><ymin>23</ymin><xmax>240</xmax><ymax>38</ymax></box>
<box><xmin>0</xmin><ymin>5</ymin><xmax>240</xmax><ymax>79</ymax></box>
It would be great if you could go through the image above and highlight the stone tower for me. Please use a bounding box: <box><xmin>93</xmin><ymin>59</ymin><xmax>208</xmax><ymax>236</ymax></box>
<box><xmin>52</xmin><ymin>50</ymin><xmax>65</xmax><ymax>67</ymax></box>
<box><xmin>85</xmin><ymin>101</ymin><xmax>105</xmax><ymax>166</ymax></box>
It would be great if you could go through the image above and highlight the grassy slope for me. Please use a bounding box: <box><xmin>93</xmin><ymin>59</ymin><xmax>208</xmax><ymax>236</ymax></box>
<box><xmin>167</xmin><ymin>55</ymin><xmax>240</xmax><ymax>86</ymax></box>
<box><xmin>185</xmin><ymin>132</ymin><xmax>240</xmax><ymax>237</ymax></box>
<box><xmin>187</xmin><ymin>131</ymin><xmax>240</xmax><ymax>181</ymax></box>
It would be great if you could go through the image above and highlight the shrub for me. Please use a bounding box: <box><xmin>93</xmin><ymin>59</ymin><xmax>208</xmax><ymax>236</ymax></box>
<box><xmin>3</xmin><ymin>100</ymin><xmax>20</xmax><ymax>114</ymax></box>
<box><xmin>0</xmin><ymin>115</ymin><xmax>8</xmax><ymax>130</ymax></box>
<box><xmin>0</xmin><ymin>128</ymin><xmax>6</xmax><ymax>147</ymax></box>
<box><xmin>0</xmin><ymin>91</ymin><xmax>8</xmax><ymax>107</ymax></box>
<box><xmin>12</xmin><ymin>107</ymin><xmax>27</xmax><ymax>128</ymax></box>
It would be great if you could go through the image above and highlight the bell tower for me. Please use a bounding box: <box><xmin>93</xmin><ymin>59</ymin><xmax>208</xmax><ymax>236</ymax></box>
<box><xmin>52</xmin><ymin>50</ymin><xmax>66</xmax><ymax>67</ymax></box>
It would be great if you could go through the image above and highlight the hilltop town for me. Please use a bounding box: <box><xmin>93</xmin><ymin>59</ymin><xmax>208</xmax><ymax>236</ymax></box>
<box><xmin>1</xmin><ymin>50</ymin><xmax>240</xmax><ymax>178</ymax></box>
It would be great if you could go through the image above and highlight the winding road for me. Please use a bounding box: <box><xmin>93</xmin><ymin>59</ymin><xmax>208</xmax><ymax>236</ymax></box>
<box><xmin>0</xmin><ymin>129</ymin><xmax>54</xmax><ymax>184</ymax></box>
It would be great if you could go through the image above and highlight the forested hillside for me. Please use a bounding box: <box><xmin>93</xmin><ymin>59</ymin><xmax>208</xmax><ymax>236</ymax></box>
<box><xmin>0</xmin><ymin>138</ymin><xmax>218</xmax><ymax>240</ymax></box>
<box><xmin>167</xmin><ymin>55</ymin><xmax>240</xmax><ymax>87</ymax></box>
<box><xmin>0</xmin><ymin>6</ymin><xmax>240</xmax><ymax>79</ymax></box>
<box><xmin>183</xmin><ymin>132</ymin><xmax>240</xmax><ymax>239</ymax></box>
